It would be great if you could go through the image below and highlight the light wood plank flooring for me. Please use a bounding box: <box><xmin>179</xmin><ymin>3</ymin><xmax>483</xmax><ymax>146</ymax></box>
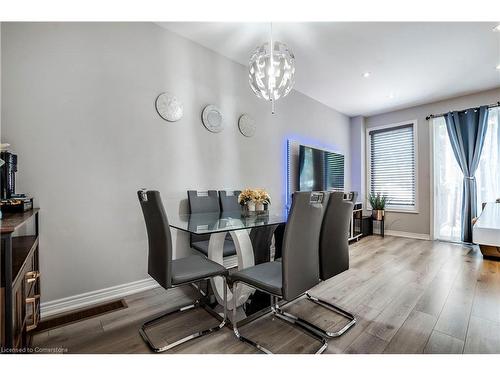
<box><xmin>32</xmin><ymin>236</ymin><xmax>500</xmax><ymax>354</ymax></box>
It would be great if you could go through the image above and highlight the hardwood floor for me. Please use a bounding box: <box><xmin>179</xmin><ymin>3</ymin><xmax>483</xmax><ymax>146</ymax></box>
<box><xmin>32</xmin><ymin>236</ymin><xmax>500</xmax><ymax>354</ymax></box>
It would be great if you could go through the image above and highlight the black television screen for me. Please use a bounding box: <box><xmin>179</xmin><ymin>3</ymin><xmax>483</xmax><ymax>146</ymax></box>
<box><xmin>298</xmin><ymin>145</ymin><xmax>344</xmax><ymax>192</ymax></box>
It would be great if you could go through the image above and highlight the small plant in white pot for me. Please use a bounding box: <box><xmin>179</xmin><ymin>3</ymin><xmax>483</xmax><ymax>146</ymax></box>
<box><xmin>369</xmin><ymin>193</ymin><xmax>389</xmax><ymax>220</ymax></box>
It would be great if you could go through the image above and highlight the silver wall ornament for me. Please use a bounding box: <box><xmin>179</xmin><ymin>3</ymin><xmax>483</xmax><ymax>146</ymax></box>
<box><xmin>201</xmin><ymin>105</ymin><xmax>224</xmax><ymax>133</ymax></box>
<box><xmin>238</xmin><ymin>114</ymin><xmax>256</xmax><ymax>137</ymax></box>
<box><xmin>155</xmin><ymin>92</ymin><xmax>183</xmax><ymax>122</ymax></box>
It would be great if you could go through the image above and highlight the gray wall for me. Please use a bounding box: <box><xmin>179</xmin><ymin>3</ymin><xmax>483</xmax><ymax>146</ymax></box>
<box><xmin>1</xmin><ymin>22</ymin><xmax>351</xmax><ymax>302</ymax></box>
<box><xmin>362</xmin><ymin>87</ymin><xmax>500</xmax><ymax>236</ymax></box>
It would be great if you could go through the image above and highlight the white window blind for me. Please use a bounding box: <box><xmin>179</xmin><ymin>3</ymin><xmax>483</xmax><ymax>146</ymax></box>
<box><xmin>369</xmin><ymin>124</ymin><xmax>416</xmax><ymax>209</ymax></box>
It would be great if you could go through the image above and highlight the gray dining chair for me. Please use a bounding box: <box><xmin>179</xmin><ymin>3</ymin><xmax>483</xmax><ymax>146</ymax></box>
<box><xmin>229</xmin><ymin>191</ymin><xmax>330</xmax><ymax>354</ymax></box>
<box><xmin>312</xmin><ymin>191</ymin><xmax>356</xmax><ymax>336</ymax></box>
<box><xmin>219</xmin><ymin>190</ymin><xmax>242</xmax><ymax>212</ymax></box>
<box><xmin>187</xmin><ymin>190</ymin><xmax>237</xmax><ymax>257</ymax></box>
<box><xmin>137</xmin><ymin>190</ymin><xmax>228</xmax><ymax>352</ymax></box>
<box><xmin>278</xmin><ymin>192</ymin><xmax>356</xmax><ymax>338</ymax></box>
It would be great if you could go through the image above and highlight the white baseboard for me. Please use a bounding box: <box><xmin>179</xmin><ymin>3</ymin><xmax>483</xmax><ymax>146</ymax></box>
<box><xmin>385</xmin><ymin>230</ymin><xmax>431</xmax><ymax>240</ymax></box>
<box><xmin>40</xmin><ymin>278</ymin><xmax>157</xmax><ymax>318</ymax></box>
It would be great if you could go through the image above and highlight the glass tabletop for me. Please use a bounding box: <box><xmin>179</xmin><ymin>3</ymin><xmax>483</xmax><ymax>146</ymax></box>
<box><xmin>169</xmin><ymin>209</ymin><xmax>288</xmax><ymax>235</ymax></box>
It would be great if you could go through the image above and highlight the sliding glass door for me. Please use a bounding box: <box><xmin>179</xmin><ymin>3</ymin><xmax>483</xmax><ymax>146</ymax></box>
<box><xmin>433</xmin><ymin>108</ymin><xmax>500</xmax><ymax>242</ymax></box>
<box><xmin>433</xmin><ymin>116</ymin><xmax>463</xmax><ymax>242</ymax></box>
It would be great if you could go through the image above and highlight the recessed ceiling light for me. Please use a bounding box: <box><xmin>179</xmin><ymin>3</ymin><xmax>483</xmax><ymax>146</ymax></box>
<box><xmin>496</xmin><ymin>64</ymin><xmax>500</xmax><ymax>70</ymax></box>
<box><xmin>493</xmin><ymin>25</ymin><xmax>500</xmax><ymax>32</ymax></box>
<box><xmin>388</xmin><ymin>93</ymin><xmax>395</xmax><ymax>99</ymax></box>
<box><xmin>362</xmin><ymin>72</ymin><xmax>371</xmax><ymax>78</ymax></box>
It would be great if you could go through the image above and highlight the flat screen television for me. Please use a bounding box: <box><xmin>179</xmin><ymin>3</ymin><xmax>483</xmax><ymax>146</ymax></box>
<box><xmin>298</xmin><ymin>145</ymin><xmax>344</xmax><ymax>192</ymax></box>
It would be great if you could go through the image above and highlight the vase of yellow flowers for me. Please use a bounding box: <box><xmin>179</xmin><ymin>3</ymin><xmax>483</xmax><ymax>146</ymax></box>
<box><xmin>255</xmin><ymin>189</ymin><xmax>271</xmax><ymax>211</ymax></box>
<box><xmin>238</xmin><ymin>188</ymin><xmax>271</xmax><ymax>214</ymax></box>
<box><xmin>238</xmin><ymin>189</ymin><xmax>257</xmax><ymax>213</ymax></box>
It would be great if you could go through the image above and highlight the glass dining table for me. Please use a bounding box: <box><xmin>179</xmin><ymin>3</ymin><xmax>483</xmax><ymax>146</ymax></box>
<box><xmin>169</xmin><ymin>209</ymin><xmax>288</xmax><ymax>320</ymax></box>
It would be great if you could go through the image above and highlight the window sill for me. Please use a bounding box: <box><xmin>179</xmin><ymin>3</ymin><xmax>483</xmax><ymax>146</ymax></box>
<box><xmin>385</xmin><ymin>208</ymin><xmax>419</xmax><ymax>214</ymax></box>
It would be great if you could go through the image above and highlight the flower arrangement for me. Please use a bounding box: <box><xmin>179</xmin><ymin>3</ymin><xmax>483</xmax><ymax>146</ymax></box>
<box><xmin>238</xmin><ymin>188</ymin><xmax>259</xmax><ymax>206</ymax></box>
<box><xmin>238</xmin><ymin>188</ymin><xmax>271</xmax><ymax>212</ymax></box>
<box><xmin>254</xmin><ymin>188</ymin><xmax>271</xmax><ymax>205</ymax></box>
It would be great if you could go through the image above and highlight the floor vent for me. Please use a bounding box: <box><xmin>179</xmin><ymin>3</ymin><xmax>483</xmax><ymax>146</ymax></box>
<box><xmin>33</xmin><ymin>299</ymin><xmax>128</xmax><ymax>333</ymax></box>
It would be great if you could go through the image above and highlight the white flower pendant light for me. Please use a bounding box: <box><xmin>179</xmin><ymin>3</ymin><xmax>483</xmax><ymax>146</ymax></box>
<box><xmin>248</xmin><ymin>24</ymin><xmax>295</xmax><ymax>114</ymax></box>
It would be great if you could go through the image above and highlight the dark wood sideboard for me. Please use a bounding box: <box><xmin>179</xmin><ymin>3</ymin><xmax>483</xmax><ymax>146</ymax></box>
<box><xmin>1</xmin><ymin>209</ymin><xmax>41</xmax><ymax>351</ymax></box>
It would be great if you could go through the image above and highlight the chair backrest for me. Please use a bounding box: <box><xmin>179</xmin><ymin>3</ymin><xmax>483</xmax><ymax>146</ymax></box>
<box><xmin>348</xmin><ymin>191</ymin><xmax>358</xmax><ymax>203</ymax></box>
<box><xmin>187</xmin><ymin>190</ymin><xmax>220</xmax><ymax>214</ymax></box>
<box><xmin>319</xmin><ymin>191</ymin><xmax>353</xmax><ymax>280</ymax></box>
<box><xmin>137</xmin><ymin>190</ymin><xmax>172</xmax><ymax>289</ymax></box>
<box><xmin>282</xmin><ymin>191</ymin><xmax>329</xmax><ymax>301</ymax></box>
<box><xmin>219</xmin><ymin>190</ymin><xmax>242</xmax><ymax>212</ymax></box>
<box><xmin>249</xmin><ymin>224</ymin><xmax>278</xmax><ymax>264</ymax></box>
<box><xmin>187</xmin><ymin>190</ymin><xmax>220</xmax><ymax>243</ymax></box>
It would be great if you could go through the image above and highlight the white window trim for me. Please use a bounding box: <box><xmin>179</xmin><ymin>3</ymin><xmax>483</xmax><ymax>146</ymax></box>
<box><xmin>365</xmin><ymin>119</ymin><xmax>419</xmax><ymax>214</ymax></box>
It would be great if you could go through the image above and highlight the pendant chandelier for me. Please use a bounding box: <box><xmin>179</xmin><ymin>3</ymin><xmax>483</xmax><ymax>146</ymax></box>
<box><xmin>248</xmin><ymin>25</ymin><xmax>295</xmax><ymax>114</ymax></box>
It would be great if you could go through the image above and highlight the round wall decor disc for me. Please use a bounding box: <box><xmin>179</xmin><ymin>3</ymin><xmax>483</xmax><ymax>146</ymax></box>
<box><xmin>202</xmin><ymin>104</ymin><xmax>224</xmax><ymax>133</ymax></box>
<box><xmin>155</xmin><ymin>92</ymin><xmax>183</xmax><ymax>122</ymax></box>
<box><xmin>238</xmin><ymin>114</ymin><xmax>256</xmax><ymax>137</ymax></box>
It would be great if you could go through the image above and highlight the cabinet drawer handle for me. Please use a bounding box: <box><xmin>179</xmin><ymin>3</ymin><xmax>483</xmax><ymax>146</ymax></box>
<box><xmin>25</xmin><ymin>271</ymin><xmax>40</xmax><ymax>284</ymax></box>
<box><xmin>26</xmin><ymin>294</ymin><xmax>41</xmax><ymax>331</ymax></box>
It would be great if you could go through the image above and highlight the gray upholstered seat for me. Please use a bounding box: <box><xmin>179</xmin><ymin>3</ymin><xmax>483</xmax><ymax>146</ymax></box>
<box><xmin>171</xmin><ymin>255</ymin><xmax>227</xmax><ymax>285</ymax></box>
<box><xmin>191</xmin><ymin>239</ymin><xmax>237</xmax><ymax>257</ymax></box>
<box><xmin>229</xmin><ymin>261</ymin><xmax>282</xmax><ymax>295</ymax></box>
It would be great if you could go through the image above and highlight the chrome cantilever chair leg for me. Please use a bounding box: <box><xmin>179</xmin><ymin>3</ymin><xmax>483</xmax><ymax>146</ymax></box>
<box><xmin>272</xmin><ymin>291</ymin><xmax>355</xmax><ymax>339</ymax></box>
<box><xmin>270</xmin><ymin>296</ymin><xmax>328</xmax><ymax>354</ymax></box>
<box><xmin>232</xmin><ymin>281</ymin><xmax>273</xmax><ymax>354</ymax></box>
<box><xmin>305</xmin><ymin>292</ymin><xmax>356</xmax><ymax>337</ymax></box>
<box><xmin>139</xmin><ymin>277</ymin><xmax>228</xmax><ymax>353</ymax></box>
<box><xmin>231</xmin><ymin>282</ymin><xmax>327</xmax><ymax>354</ymax></box>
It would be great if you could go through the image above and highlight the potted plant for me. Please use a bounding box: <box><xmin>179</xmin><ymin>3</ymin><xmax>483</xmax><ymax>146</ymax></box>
<box><xmin>369</xmin><ymin>193</ymin><xmax>389</xmax><ymax>220</ymax></box>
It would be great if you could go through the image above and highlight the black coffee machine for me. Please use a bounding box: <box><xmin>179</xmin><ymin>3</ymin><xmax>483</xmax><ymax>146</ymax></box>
<box><xmin>0</xmin><ymin>151</ymin><xmax>33</xmax><ymax>213</ymax></box>
<box><xmin>1</xmin><ymin>151</ymin><xmax>17</xmax><ymax>199</ymax></box>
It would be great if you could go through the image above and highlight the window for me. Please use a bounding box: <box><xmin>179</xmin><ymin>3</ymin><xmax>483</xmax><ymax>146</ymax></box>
<box><xmin>433</xmin><ymin>108</ymin><xmax>500</xmax><ymax>242</ymax></box>
<box><xmin>476</xmin><ymin>108</ymin><xmax>500</xmax><ymax>214</ymax></box>
<box><xmin>432</xmin><ymin>116</ymin><xmax>463</xmax><ymax>241</ymax></box>
<box><xmin>367</xmin><ymin>122</ymin><xmax>417</xmax><ymax>211</ymax></box>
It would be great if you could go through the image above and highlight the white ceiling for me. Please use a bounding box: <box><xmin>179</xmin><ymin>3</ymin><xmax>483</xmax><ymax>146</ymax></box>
<box><xmin>158</xmin><ymin>22</ymin><xmax>500</xmax><ymax>117</ymax></box>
